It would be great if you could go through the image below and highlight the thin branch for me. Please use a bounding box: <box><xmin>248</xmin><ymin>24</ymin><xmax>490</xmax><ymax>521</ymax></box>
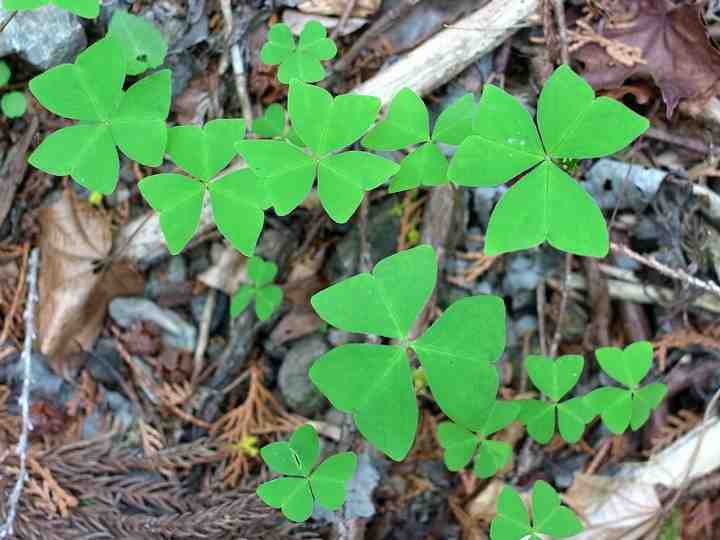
<box><xmin>549</xmin><ymin>253</ymin><xmax>572</xmax><ymax>357</ymax></box>
<box><xmin>0</xmin><ymin>11</ymin><xmax>17</xmax><ymax>34</ymax></box>
<box><xmin>552</xmin><ymin>0</ymin><xmax>570</xmax><ymax>64</ymax></box>
<box><xmin>537</xmin><ymin>280</ymin><xmax>548</xmax><ymax>357</ymax></box>
<box><xmin>331</xmin><ymin>0</ymin><xmax>359</xmax><ymax>39</ymax></box>
<box><xmin>0</xmin><ymin>248</ymin><xmax>39</xmax><ymax>539</ymax></box>
<box><xmin>192</xmin><ymin>288</ymin><xmax>216</xmax><ymax>385</ymax></box>
<box><xmin>610</xmin><ymin>241</ymin><xmax>720</xmax><ymax>298</ymax></box>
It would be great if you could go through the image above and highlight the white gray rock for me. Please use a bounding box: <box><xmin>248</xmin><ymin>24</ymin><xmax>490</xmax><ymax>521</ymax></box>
<box><xmin>109</xmin><ymin>297</ymin><xmax>197</xmax><ymax>351</ymax></box>
<box><xmin>0</xmin><ymin>5</ymin><xmax>86</xmax><ymax>70</ymax></box>
<box><xmin>278</xmin><ymin>335</ymin><xmax>328</xmax><ymax>416</ymax></box>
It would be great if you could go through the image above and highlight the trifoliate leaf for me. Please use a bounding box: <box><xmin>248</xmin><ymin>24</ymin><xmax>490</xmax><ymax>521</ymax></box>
<box><xmin>168</xmin><ymin>119</ymin><xmax>246</xmax><ymax>181</ymax></box>
<box><xmin>584</xmin><ymin>387</ymin><xmax>633</xmax><ymax>434</ymax></box>
<box><xmin>255</xmin><ymin>285</ymin><xmax>283</xmax><ymax>321</ymax></box>
<box><xmin>309</xmin><ymin>344</ymin><xmax>418</xmax><ymax>460</ymax></box>
<box><xmin>437</xmin><ymin>421</ymin><xmax>478</xmax><ymax>471</ymax></box>
<box><xmin>484</xmin><ymin>160</ymin><xmax>608</xmax><ymax>257</ymax></box>
<box><xmin>362</xmin><ymin>88</ymin><xmax>429</xmax><ymax>150</ymax></box>
<box><xmin>432</xmin><ymin>93</ymin><xmax>477</xmax><ymax>145</ymax></box>
<box><xmin>474</xmin><ymin>440</ymin><xmax>512</xmax><ymax>479</ymax></box>
<box><xmin>236</xmin><ymin>140</ymin><xmax>317</xmax><ymax>216</ymax></box>
<box><xmin>595</xmin><ymin>341</ymin><xmax>653</xmax><ymax>388</ymax></box>
<box><xmin>526</xmin><ymin>355</ymin><xmax>584</xmax><ymax>402</ymax></box>
<box><xmin>289</xmin><ymin>424</ymin><xmax>320</xmax><ymax>476</ymax></box>
<box><xmin>108</xmin><ymin>10</ymin><xmax>168</xmax><ymax>75</ymax></box>
<box><xmin>252</xmin><ymin>103</ymin><xmax>285</xmax><ymax>138</ymax></box>
<box><xmin>230</xmin><ymin>285</ymin><xmax>254</xmax><ymax>318</ymax></box>
<box><xmin>491</xmin><ymin>486</ymin><xmax>532</xmax><ymax>540</ymax></box>
<box><xmin>230</xmin><ymin>257</ymin><xmax>283</xmax><ymax>320</ymax></box>
<box><xmin>412</xmin><ymin>296</ymin><xmax>505</xmax><ymax>428</ymax></box>
<box><xmin>538</xmin><ymin>64</ymin><xmax>649</xmax><ymax>159</ymax></box>
<box><xmin>261</xmin><ymin>21</ymin><xmax>337</xmax><ymax>84</ymax></box>
<box><xmin>1</xmin><ymin>91</ymin><xmax>27</xmax><ymax>118</ymax></box>
<box><xmin>208</xmin><ymin>169</ymin><xmax>268</xmax><ymax>255</ymax></box>
<box><xmin>0</xmin><ymin>61</ymin><xmax>11</xmax><ymax>86</ymax></box>
<box><xmin>389</xmin><ymin>142</ymin><xmax>449</xmax><ymax>193</ymax></box>
<box><xmin>309</xmin><ymin>452</ymin><xmax>357</xmax><ymax>510</ymax></box>
<box><xmin>520</xmin><ymin>399</ymin><xmax>556</xmax><ymax>444</ymax></box>
<box><xmin>557</xmin><ymin>397</ymin><xmax>594</xmax><ymax>443</ymax></box>
<box><xmin>311</xmin><ymin>244</ymin><xmax>436</xmax><ymax>339</ymax></box>
<box><xmin>29</xmin><ymin>124</ymin><xmax>119</xmax><ymax>194</ymax></box>
<box><xmin>4</xmin><ymin>0</ymin><xmax>100</xmax><ymax>18</ymax></box>
<box><xmin>448</xmin><ymin>84</ymin><xmax>544</xmax><ymax>187</ymax></box>
<box><xmin>257</xmin><ymin>477</ymin><xmax>314</xmax><ymax>522</ymax></box>
<box><xmin>317</xmin><ymin>151</ymin><xmax>399</xmax><ymax>222</ymax></box>
<box><xmin>289</xmin><ymin>80</ymin><xmax>380</xmax><ymax>157</ymax></box>
<box><xmin>532</xmin><ymin>480</ymin><xmax>584</xmax><ymax>538</ymax></box>
<box><xmin>248</xmin><ymin>256</ymin><xmax>278</xmax><ymax>287</ymax></box>
<box><xmin>137</xmin><ymin>174</ymin><xmax>204</xmax><ymax>255</ymax></box>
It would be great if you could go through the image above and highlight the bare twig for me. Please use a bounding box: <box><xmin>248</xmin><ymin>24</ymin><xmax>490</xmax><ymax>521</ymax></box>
<box><xmin>645</xmin><ymin>126</ymin><xmax>710</xmax><ymax>155</ymax></box>
<box><xmin>0</xmin><ymin>11</ymin><xmax>17</xmax><ymax>34</ymax></box>
<box><xmin>537</xmin><ymin>280</ymin><xmax>548</xmax><ymax>357</ymax></box>
<box><xmin>193</xmin><ymin>288</ymin><xmax>217</xmax><ymax>385</ymax></box>
<box><xmin>610</xmin><ymin>241</ymin><xmax>720</xmax><ymax>298</ymax></box>
<box><xmin>331</xmin><ymin>0</ymin><xmax>359</xmax><ymax>39</ymax></box>
<box><xmin>552</xmin><ymin>0</ymin><xmax>570</xmax><ymax>64</ymax></box>
<box><xmin>0</xmin><ymin>248</ymin><xmax>39</xmax><ymax>539</ymax></box>
<box><xmin>549</xmin><ymin>253</ymin><xmax>572</xmax><ymax>357</ymax></box>
<box><xmin>220</xmin><ymin>0</ymin><xmax>253</xmax><ymax>126</ymax></box>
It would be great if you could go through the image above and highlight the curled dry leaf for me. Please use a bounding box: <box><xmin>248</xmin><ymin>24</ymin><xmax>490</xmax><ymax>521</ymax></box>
<box><xmin>574</xmin><ymin>0</ymin><xmax>720</xmax><ymax>117</ymax></box>
<box><xmin>37</xmin><ymin>190</ymin><xmax>144</xmax><ymax>360</ymax></box>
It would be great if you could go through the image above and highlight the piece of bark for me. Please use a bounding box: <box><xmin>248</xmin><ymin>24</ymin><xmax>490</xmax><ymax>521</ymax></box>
<box><xmin>0</xmin><ymin>117</ymin><xmax>38</xmax><ymax>229</ymax></box>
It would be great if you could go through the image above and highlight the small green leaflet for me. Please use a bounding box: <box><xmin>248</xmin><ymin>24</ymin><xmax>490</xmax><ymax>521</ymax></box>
<box><xmin>260</xmin><ymin>21</ymin><xmax>337</xmax><ymax>84</ymax></box>
<box><xmin>0</xmin><ymin>61</ymin><xmax>10</xmax><ymax>86</ymax></box>
<box><xmin>252</xmin><ymin>103</ymin><xmax>286</xmax><ymax>139</ymax></box>
<box><xmin>520</xmin><ymin>355</ymin><xmax>594</xmax><ymax>444</ymax></box>
<box><xmin>437</xmin><ymin>400</ymin><xmax>520</xmax><ymax>478</ymax></box>
<box><xmin>310</xmin><ymin>245</ymin><xmax>506</xmax><ymax>460</ymax></box>
<box><xmin>3</xmin><ymin>0</ymin><xmax>99</xmax><ymax>18</ymax></box>
<box><xmin>1</xmin><ymin>92</ymin><xmax>27</xmax><ymax>118</ymax></box>
<box><xmin>230</xmin><ymin>256</ymin><xmax>284</xmax><ymax>321</ymax></box>
<box><xmin>257</xmin><ymin>424</ymin><xmax>357</xmax><ymax>522</ymax></box>
<box><xmin>108</xmin><ymin>11</ymin><xmax>168</xmax><ymax>75</ymax></box>
<box><xmin>29</xmin><ymin>36</ymin><xmax>171</xmax><ymax>194</ymax></box>
<box><xmin>238</xmin><ymin>81</ymin><xmax>396</xmax><ymax>223</ymax></box>
<box><xmin>362</xmin><ymin>89</ymin><xmax>477</xmax><ymax>192</ymax></box>
<box><xmin>585</xmin><ymin>341</ymin><xmax>668</xmax><ymax>433</ymax></box>
<box><xmin>491</xmin><ymin>481</ymin><xmax>584</xmax><ymax>540</ymax></box>
<box><xmin>139</xmin><ymin>119</ymin><xmax>271</xmax><ymax>256</ymax></box>
<box><xmin>448</xmin><ymin>64</ymin><xmax>649</xmax><ymax>257</ymax></box>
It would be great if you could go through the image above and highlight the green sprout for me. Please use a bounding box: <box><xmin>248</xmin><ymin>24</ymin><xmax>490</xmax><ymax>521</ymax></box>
<box><xmin>257</xmin><ymin>424</ymin><xmax>357</xmax><ymax>522</ymax></box>
<box><xmin>519</xmin><ymin>355</ymin><xmax>594</xmax><ymax>444</ymax></box>
<box><xmin>108</xmin><ymin>11</ymin><xmax>168</xmax><ymax>76</ymax></box>
<box><xmin>491</xmin><ymin>481</ymin><xmax>584</xmax><ymax>540</ymax></box>
<box><xmin>362</xmin><ymin>89</ymin><xmax>477</xmax><ymax>192</ymax></box>
<box><xmin>585</xmin><ymin>341</ymin><xmax>668</xmax><ymax>433</ymax></box>
<box><xmin>237</xmin><ymin>80</ymin><xmax>399</xmax><ymax>223</ymax></box>
<box><xmin>28</xmin><ymin>36</ymin><xmax>171</xmax><ymax>194</ymax></box>
<box><xmin>309</xmin><ymin>244</ymin><xmax>505</xmax><ymax>460</ymax></box>
<box><xmin>3</xmin><ymin>0</ymin><xmax>100</xmax><ymax>18</ymax></box>
<box><xmin>260</xmin><ymin>21</ymin><xmax>337</xmax><ymax>84</ymax></box>
<box><xmin>1</xmin><ymin>92</ymin><xmax>27</xmax><ymax>118</ymax></box>
<box><xmin>230</xmin><ymin>256</ymin><xmax>283</xmax><ymax>321</ymax></box>
<box><xmin>448</xmin><ymin>64</ymin><xmax>649</xmax><ymax>257</ymax></box>
<box><xmin>438</xmin><ymin>400</ymin><xmax>521</xmax><ymax>478</ymax></box>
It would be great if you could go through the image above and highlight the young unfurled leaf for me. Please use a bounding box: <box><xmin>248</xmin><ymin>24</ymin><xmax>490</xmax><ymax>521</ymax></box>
<box><xmin>257</xmin><ymin>424</ymin><xmax>358</xmax><ymax>523</ymax></box>
<box><xmin>585</xmin><ymin>341</ymin><xmax>667</xmax><ymax>433</ymax></box>
<box><xmin>0</xmin><ymin>61</ymin><xmax>10</xmax><ymax>86</ymax></box>
<box><xmin>521</xmin><ymin>355</ymin><xmax>593</xmax><ymax>443</ymax></box>
<box><xmin>310</xmin><ymin>245</ymin><xmax>508</xmax><ymax>461</ymax></box>
<box><xmin>1</xmin><ymin>91</ymin><xmax>27</xmax><ymax>118</ymax></box>
<box><xmin>4</xmin><ymin>0</ymin><xmax>100</xmax><ymax>18</ymax></box>
<box><xmin>260</xmin><ymin>21</ymin><xmax>337</xmax><ymax>84</ymax></box>
<box><xmin>108</xmin><ymin>11</ymin><xmax>168</xmax><ymax>75</ymax></box>
<box><xmin>389</xmin><ymin>142</ymin><xmax>448</xmax><ymax>193</ymax></box>
<box><xmin>230</xmin><ymin>256</ymin><xmax>283</xmax><ymax>321</ymax></box>
<box><xmin>490</xmin><ymin>481</ymin><xmax>584</xmax><ymax>540</ymax></box>
<box><xmin>362</xmin><ymin>88</ymin><xmax>430</xmax><ymax>150</ymax></box>
<box><xmin>412</xmin><ymin>296</ymin><xmax>505</xmax><ymax>428</ymax></box>
<box><xmin>484</xmin><ymin>160</ymin><xmax>608</xmax><ymax>257</ymax></box>
<box><xmin>29</xmin><ymin>37</ymin><xmax>171</xmax><ymax>193</ymax></box>
<box><xmin>538</xmin><ymin>65</ymin><xmax>649</xmax><ymax>159</ymax></box>
<box><xmin>448</xmin><ymin>64</ymin><xmax>648</xmax><ymax>257</ymax></box>
<box><xmin>252</xmin><ymin>103</ymin><xmax>286</xmax><ymax>139</ymax></box>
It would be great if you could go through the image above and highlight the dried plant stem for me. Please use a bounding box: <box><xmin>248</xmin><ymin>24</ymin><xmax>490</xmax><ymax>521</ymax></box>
<box><xmin>549</xmin><ymin>253</ymin><xmax>573</xmax><ymax>357</ymax></box>
<box><xmin>552</xmin><ymin>0</ymin><xmax>570</xmax><ymax>64</ymax></box>
<box><xmin>0</xmin><ymin>11</ymin><xmax>16</xmax><ymax>34</ymax></box>
<box><xmin>193</xmin><ymin>288</ymin><xmax>216</xmax><ymax>385</ymax></box>
<box><xmin>610</xmin><ymin>241</ymin><xmax>720</xmax><ymax>298</ymax></box>
<box><xmin>331</xmin><ymin>0</ymin><xmax>359</xmax><ymax>39</ymax></box>
<box><xmin>537</xmin><ymin>280</ymin><xmax>548</xmax><ymax>357</ymax></box>
<box><xmin>0</xmin><ymin>248</ymin><xmax>39</xmax><ymax>539</ymax></box>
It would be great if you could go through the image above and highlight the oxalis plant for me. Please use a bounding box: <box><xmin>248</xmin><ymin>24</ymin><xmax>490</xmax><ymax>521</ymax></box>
<box><xmin>17</xmin><ymin>6</ymin><xmax>664</xmax><ymax>536</ymax></box>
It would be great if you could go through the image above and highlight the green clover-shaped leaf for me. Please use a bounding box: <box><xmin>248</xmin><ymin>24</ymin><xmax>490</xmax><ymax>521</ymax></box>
<box><xmin>138</xmin><ymin>119</ymin><xmax>267</xmax><ymax>255</ymax></box>
<box><xmin>585</xmin><ymin>341</ymin><xmax>667</xmax><ymax>433</ymax></box>
<box><xmin>490</xmin><ymin>481</ymin><xmax>584</xmax><ymax>540</ymax></box>
<box><xmin>362</xmin><ymin>88</ymin><xmax>430</xmax><ymax>150</ymax></box>
<box><xmin>3</xmin><ymin>0</ymin><xmax>99</xmax><ymax>18</ymax></box>
<box><xmin>438</xmin><ymin>400</ymin><xmax>520</xmax><ymax>478</ymax></box>
<box><xmin>108</xmin><ymin>10</ymin><xmax>168</xmax><ymax>76</ymax></box>
<box><xmin>257</xmin><ymin>425</ymin><xmax>357</xmax><ymax>522</ymax></box>
<box><xmin>0</xmin><ymin>61</ymin><xmax>11</xmax><ymax>86</ymax></box>
<box><xmin>260</xmin><ymin>21</ymin><xmax>337</xmax><ymax>84</ymax></box>
<box><xmin>448</xmin><ymin>64</ymin><xmax>648</xmax><ymax>257</ymax></box>
<box><xmin>29</xmin><ymin>37</ymin><xmax>171</xmax><ymax>193</ymax></box>
<box><xmin>520</xmin><ymin>355</ymin><xmax>594</xmax><ymax>443</ymax></box>
<box><xmin>238</xmin><ymin>81</ymin><xmax>393</xmax><ymax>222</ymax></box>
<box><xmin>230</xmin><ymin>256</ymin><xmax>283</xmax><ymax>321</ymax></box>
<box><xmin>1</xmin><ymin>92</ymin><xmax>27</xmax><ymax>118</ymax></box>
<box><xmin>252</xmin><ymin>103</ymin><xmax>286</xmax><ymax>139</ymax></box>
<box><xmin>310</xmin><ymin>245</ymin><xmax>507</xmax><ymax>460</ymax></box>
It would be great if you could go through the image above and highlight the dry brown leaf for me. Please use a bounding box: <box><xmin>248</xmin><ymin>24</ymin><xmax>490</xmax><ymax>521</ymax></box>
<box><xmin>298</xmin><ymin>0</ymin><xmax>380</xmax><ymax>18</ymax></box>
<box><xmin>574</xmin><ymin>0</ymin><xmax>720</xmax><ymax>116</ymax></box>
<box><xmin>269</xmin><ymin>307</ymin><xmax>324</xmax><ymax>346</ymax></box>
<box><xmin>37</xmin><ymin>190</ymin><xmax>144</xmax><ymax>360</ymax></box>
<box><xmin>198</xmin><ymin>244</ymin><xmax>247</xmax><ymax>295</ymax></box>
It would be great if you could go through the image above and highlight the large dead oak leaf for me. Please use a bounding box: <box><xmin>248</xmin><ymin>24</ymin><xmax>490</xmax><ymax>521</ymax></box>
<box><xmin>574</xmin><ymin>0</ymin><xmax>720</xmax><ymax>116</ymax></box>
<box><xmin>38</xmin><ymin>190</ymin><xmax>143</xmax><ymax>361</ymax></box>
